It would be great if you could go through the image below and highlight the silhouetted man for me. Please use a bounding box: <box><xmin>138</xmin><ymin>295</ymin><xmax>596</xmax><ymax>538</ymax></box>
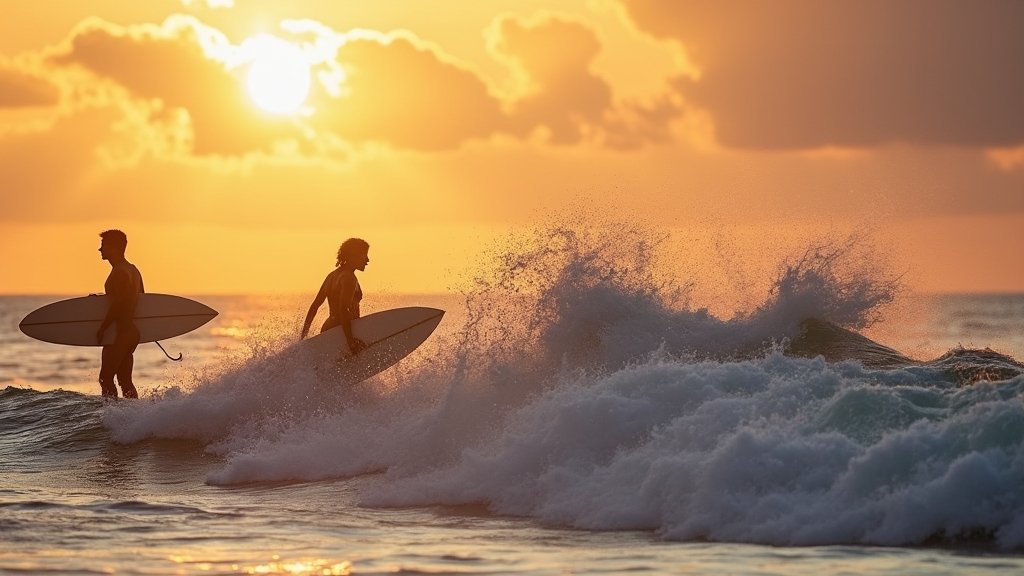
<box><xmin>96</xmin><ymin>229</ymin><xmax>144</xmax><ymax>398</ymax></box>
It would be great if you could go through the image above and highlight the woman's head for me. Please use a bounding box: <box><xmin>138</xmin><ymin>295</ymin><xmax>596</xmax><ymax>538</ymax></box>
<box><xmin>336</xmin><ymin>238</ymin><xmax>370</xmax><ymax>268</ymax></box>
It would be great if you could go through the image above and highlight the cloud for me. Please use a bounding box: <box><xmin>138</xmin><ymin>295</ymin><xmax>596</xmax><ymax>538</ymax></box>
<box><xmin>492</xmin><ymin>15</ymin><xmax>612</xmax><ymax>144</ymax></box>
<box><xmin>0</xmin><ymin>107</ymin><xmax>128</xmax><ymax>220</ymax></box>
<box><xmin>310</xmin><ymin>31</ymin><xmax>508</xmax><ymax>150</ymax></box>
<box><xmin>987</xmin><ymin>147</ymin><xmax>1024</xmax><ymax>172</ymax></box>
<box><xmin>10</xmin><ymin>12</ymin><xmax>683</xmax><ymax>157</ymax></box>
<box><xmin>621</xmin><ymin>0</ymin><xmax>1024</xmax><ymax>149</ymax></box>
<box><xmin>0</xmin><ymin>63</ymin><xmax>60</xmax><ymax>108</ymax></box>
<box><xmin>303</xmin><ymin>17</ymin><xmax>682</xmax><ymax>150</ymax></box>
<box><xmin>49</xmin><ymin>16</ymin><xmax>303</xmax><ymax>155</ymax></box>
<box><xmin>181</xmin><ymin>0</ymin><xmax>234</xmax><ymax>8</ymax></box>
<box><xmin>487</xmin><ymin>14</ymin><xmax>684</xmax><ymax>149</ymax></box>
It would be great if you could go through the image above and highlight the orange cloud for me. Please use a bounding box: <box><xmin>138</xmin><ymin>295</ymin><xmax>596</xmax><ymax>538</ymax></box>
<box><xmin>987</xmin><ymin>146</ymin><xmax>1024</xmax><ymax>172</ymax></box>
<box><xmin>622</xmin><ymin>0</ymin><xmax>1024</xmax><ymax>150</ymax></box>
<box><xmin>310</xmin><ymin>31</ymin><xmax>507</xmax><ymax>150</ymax></box>
<box><xmin>488</xmin><ymin>14</ymin><xmax>684</xmax><ymax>149</ymax></box>
<box><xmin>12</xmin><ymin>13</ymin><xmax>684</xmax><ymax>158</ymax></box>
<box><xmin>0</xmin><ymin>62</ymin><xmax>60</xmax><ymax>108</ymax></box>
<box><xmin>492</xmin><ymin>15</ymin><xmax>611</xmax><ymax>144</ymax></box>
<box><xmin>299</xmin><ymin>17</ymin><xmax>682</xmax><ymax>150</ymax></box>
<box><xmin>49</xmin><ymin>16</ymin><xmax>303</xmax><ymax>155</ymax></box>
<box><xmin>0</xmin><ymin>106</ymin><xmax>128</xmax><ymax>220</ymax></box>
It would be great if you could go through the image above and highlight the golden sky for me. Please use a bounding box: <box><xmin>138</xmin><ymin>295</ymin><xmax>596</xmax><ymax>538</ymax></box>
<box><xmin>1</xmin><ymin>0</ymin><xmax>1022</xmax><ymax>296</ymax></box>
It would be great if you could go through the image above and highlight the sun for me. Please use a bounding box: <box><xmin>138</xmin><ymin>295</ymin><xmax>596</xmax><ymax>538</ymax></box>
<box><xmin>243</xmin><ymin>34</ymin><xmax>311</xmax><ymax>115</ymax></box>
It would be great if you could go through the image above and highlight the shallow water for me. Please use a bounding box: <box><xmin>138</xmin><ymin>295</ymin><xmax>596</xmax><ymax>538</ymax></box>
<box><xmin>2</xmin><ymin>287</ymin><xmax>1023</xmax><ymax>574</ymax></box>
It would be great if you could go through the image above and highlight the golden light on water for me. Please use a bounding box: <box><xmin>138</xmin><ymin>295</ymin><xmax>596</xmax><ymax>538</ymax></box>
<box><xmin>210</xmin><ymin>325</ymin><xmax>253</xmax><ymax>338</ymax></box>
<box><xmin>169</xmin><ymin>555</ymin><xmax>351</xmax><ymax>575</ymax></box>
<box><xmin>246</xmin><ymin>558</ymin><xmax>352</xmax><ymax>575</ymax></box>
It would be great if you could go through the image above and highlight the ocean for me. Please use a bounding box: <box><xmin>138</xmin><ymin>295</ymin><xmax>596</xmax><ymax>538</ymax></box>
<box><xmin>2</xmin><ymin>236</ymin><xmax>1024</xmax><ymax>574</ymax></box>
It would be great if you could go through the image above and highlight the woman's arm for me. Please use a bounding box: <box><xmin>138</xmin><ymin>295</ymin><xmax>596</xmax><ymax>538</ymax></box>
<box><xmin>300</xmin><ymin>276</ymin><xmax>330</xmax><ymax>339</ymax></box>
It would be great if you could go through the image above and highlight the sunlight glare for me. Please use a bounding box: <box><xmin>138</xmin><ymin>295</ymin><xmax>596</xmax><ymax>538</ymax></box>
<box><xmin>243</xmin><ymin>34</ymin><xmax>311</xmax><ymax>115</ymax></box>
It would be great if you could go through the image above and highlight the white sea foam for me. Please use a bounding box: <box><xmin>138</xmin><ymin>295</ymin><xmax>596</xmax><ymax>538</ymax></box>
<box><xmin>100</xmin><ymin>223</ymin><xmax>1024</xmax><ymax>547</ymax></box>
<box><xmin>358</xmin><ymin>355</ymin><xmax>1024</xmax><ymax>547</ymax></box>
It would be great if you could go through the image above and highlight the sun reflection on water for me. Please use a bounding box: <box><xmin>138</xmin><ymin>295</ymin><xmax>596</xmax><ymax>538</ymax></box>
<box><xmin>210</xmin><ymin>325</ymin><xmax>253</xmax><ymax>338</ymax></box>
<box><xmin>169</xmin><ymin>555</ymin><xmax>352</xmax><ymax>575</ymax></box>
<box><xmin>247</xmin><ymin>557</ymin><xmax>352</xmax><ymax>575</ymax></box>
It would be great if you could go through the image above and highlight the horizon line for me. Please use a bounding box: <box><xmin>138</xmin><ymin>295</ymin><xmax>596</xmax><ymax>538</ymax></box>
<box><xmin>2</xmin><ymin>290</ymin><xmax>1024</xmax><ymax>298</ymax></box>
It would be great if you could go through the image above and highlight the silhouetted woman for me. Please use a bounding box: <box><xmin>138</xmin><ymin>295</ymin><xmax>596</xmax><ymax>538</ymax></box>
<box><xmin>301</xmin><ymin>238</ymin><xmax>370</xmax><ymax>355</ymax></box>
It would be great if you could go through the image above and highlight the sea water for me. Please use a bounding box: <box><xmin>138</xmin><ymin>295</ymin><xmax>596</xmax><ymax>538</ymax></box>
<box><xmin>2</xmin><ymin>230</ymin><xmax>1024</xmax><ymax>575</ymax></box>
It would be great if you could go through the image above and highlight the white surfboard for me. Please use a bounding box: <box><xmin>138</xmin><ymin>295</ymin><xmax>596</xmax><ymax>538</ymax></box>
<box><xmin>19</xmin><ymin>294</ymin><xmax>218</xmax><ymax>346</ymax></box>
<box><xmin>301</xmin><ymin>306</ymin><xmax>444</xmax><ymax>384</ymax></box>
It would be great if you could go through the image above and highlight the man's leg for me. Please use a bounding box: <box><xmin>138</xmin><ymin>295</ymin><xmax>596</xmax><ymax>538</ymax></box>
<box><xmin>115</xmin><ymin>343</ymin><xmax>139</xmax><ymax>399</ymax></box>
<box><xmin>99</xmin><ymin>345</ymin><xmax>121</xmax><ymax>397</ymax></box>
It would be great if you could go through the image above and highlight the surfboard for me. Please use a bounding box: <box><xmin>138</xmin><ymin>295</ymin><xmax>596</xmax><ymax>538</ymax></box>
<box><xmin>300</xmin><ymin>306</ymin><xmax>444</xmax><ymax>384</ymax></box>
<box><xmin>19</xmin><ymin>294</ymin><xmax>218</xmax><ymax>346</ymax></box>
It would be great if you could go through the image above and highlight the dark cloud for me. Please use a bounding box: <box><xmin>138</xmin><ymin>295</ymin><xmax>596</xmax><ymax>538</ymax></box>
<box><xmin>49</xmin><ymin>16</ymin><xmax>300</xmax><ymax>155</ymax></box>
<box><xmin>622</xmin><ymin>0</ymin><xmax>1024</xmax><ymax>149</ymax></box>
<box><xmin>0</xmin><ymin>65</ymin><xmax>60</xmax><ymax>108</ymax></box>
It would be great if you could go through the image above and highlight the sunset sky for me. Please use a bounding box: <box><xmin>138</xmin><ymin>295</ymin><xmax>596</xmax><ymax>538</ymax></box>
<box><xmin>1</xmin><ymin>0</ymin><xmax>1022</xmax><ymax>297</ymax></box>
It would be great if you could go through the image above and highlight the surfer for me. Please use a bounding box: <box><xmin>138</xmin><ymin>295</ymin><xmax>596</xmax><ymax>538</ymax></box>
<box><xmin>300</xmin><ymin>238</ymin><xmax>369</xmax><ymax>356</ymax></box>
<box><xmin>95</xmin><ymin>229</ymin><xmax>144</xmax><ymax>398</ymax></box>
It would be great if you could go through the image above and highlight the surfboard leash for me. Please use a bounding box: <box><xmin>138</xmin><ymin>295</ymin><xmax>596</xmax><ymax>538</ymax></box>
<box><xmin>154</xmin><ymin>341</ymin><xmax>183</xmax><ymax>362</ymax></box>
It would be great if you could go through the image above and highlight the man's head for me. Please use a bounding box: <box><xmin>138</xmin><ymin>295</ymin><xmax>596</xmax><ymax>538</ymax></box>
<box><xmin>98</xmin><ymin>229</ymin><xmax>128</xmax><ymax>261</ymax></box>
<box><xmin>336</xmin><ymin>237</ymin><xmax>370</xmax><ymax>269</ymax></box>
